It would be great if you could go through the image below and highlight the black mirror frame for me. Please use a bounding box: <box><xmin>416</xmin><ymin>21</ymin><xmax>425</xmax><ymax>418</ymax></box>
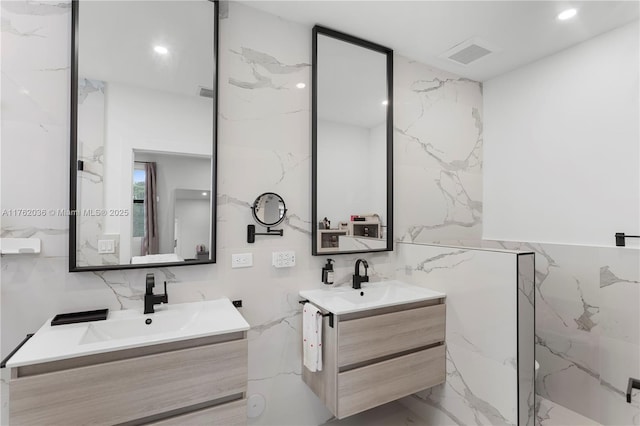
<box><xmin>311</xmin><ymin>25</ymin><xmax>394</xmax><ymax>256</ymax></box>
<box><xmin>251</xmin><ymin>192</ymin><xmax>287</xmax><ymax>227</ymax></box>
<box><xmin>69</xmin><ymin>0</ymin><xmax>219</xmax><ymax>271</ymax></box>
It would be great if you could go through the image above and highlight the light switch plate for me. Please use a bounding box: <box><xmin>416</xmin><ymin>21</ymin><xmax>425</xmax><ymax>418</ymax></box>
<box><xmin>98</xmin><ymin>239</ymin><xmax>115</xmax><ymax>254</ymax></box>
<box><xmin>272</xmin><ymin>251</ymin><xmax>295</xmax><ymax>268</ymax></box>
<box><xmin>232</xmin><ymin>253</ymin><xmax>253</xmax><ymax>268</ymax></box>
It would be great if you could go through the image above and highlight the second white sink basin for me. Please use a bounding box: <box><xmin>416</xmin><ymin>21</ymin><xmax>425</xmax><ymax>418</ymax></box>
<box><xmin>299</xmin><ymin>280</ymin><xmax>445</xmax><ymax>315</ymax></box>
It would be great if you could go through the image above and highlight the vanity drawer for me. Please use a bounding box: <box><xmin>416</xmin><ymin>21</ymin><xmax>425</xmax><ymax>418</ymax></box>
<box><xmin>148</xmin><ymin>399</ymin><xmax>247</xmax><ymax>426</ymax></box>
<box><xmin>338</xmin><ymin>304</ymin><xmax>445</xmax><ymax>367</ymax></box>
<box><xmin>337</xmin><ymin>344</ymin><xmax>445</xmax><ymax>418</ymax></box>
<box><xmin>10</xmin><ymin>339</ymin><xmax>247</xmax><ymax>425</ymax></box>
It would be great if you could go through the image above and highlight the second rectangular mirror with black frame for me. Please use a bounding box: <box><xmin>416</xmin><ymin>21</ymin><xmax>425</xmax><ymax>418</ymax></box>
<box><xmin>312</xmin><ymin>26</ymin><xmax>393</xmax><ymax>255</ymax></box>
<box><xmin>70</xmin><ymin>0</ymin><xmax>218</xmax><ymax>271</ymax></box>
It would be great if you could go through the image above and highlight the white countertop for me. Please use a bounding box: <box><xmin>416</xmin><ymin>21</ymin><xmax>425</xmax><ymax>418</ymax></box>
<box><xmin>6</xmin><ymin>298</ymin><xmax>249</xmax><ymax>368</ymax></box>
<box><xmin>299</xmin><ymin>280</ymin><xmax>446</xmax><ymax>315</ymax></box>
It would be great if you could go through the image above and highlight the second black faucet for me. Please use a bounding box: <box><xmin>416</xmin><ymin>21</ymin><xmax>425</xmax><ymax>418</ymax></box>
<box><xmin>352</xmin><ymin>259</ymin><xmax>369</xmax><ymax>289</ymax></box>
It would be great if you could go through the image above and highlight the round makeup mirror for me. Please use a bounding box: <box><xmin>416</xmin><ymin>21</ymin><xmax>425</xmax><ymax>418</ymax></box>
<box><xmin>252</xmin><ymin>192</ymin><xmax>287</xmax><ymax>227</ymax></box>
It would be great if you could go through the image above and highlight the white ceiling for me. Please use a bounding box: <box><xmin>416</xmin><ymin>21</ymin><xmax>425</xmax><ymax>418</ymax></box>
<box><xmin>317</xmin><ymin>33</ymin><xmax>387</xmax><ymax>128</ymax></box>
<box><xmin>78</xmin><ymin>0</ymin><xmax>215</xmax><ymax>96</ymax></box>
<box><xmin>241</xmin><ymin>1</ymin><xmax>639</xmax><ymax>82</ymax></box>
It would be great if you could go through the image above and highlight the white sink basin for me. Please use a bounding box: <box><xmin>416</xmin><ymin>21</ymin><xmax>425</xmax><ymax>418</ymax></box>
<box><xmin>6</xmin><ymin>298</ymin><xmax>250</xmax><ymax>368</ymax></box>
<box><xmin>299</xmin><ymin>280</ymin><xmax>445</xmax><ymax>315</ymax></box>
<box><xmin>80</xmin><ymin>305</ymin><xmax>201</xmax><ymax>344</ymax></box>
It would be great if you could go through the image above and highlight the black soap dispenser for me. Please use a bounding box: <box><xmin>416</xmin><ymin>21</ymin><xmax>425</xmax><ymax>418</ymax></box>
<box><xmin>322</xmin><ymin>259</ymin><xmax>335</xmax><ymax>285</ymax></box>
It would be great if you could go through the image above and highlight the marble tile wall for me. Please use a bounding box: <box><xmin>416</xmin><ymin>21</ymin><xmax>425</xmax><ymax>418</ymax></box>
<box><xmin>1</xmin><ymin>2</ymin><xmax>484</xmax><ymax>425</ymax></box>
<box><xmin>394</xmin><ymin>56</ymin><xmax>483</xmax><ymax>244</ymax></box>
<box><xmin>535</xmin><ymin>396</ymin><xmax>602</xmax><ymax>426</ymax></box>
<box><xmin>395</xmin><ymin>242</ymin><xmax>534</xmax><ymax>426</ymax></box>
<box><xmin>598</xmin><ymin>249</ymin><xmax>640</xmax><ymax>425</ymax></box>
<box><xmin>7</xmin><ymin>2</ymin><xmax>634</xmax><ymax>426</ymax></box>
<box><xmin>499</xmin><ymin>242</ymin><xmax>639</xmax><ymax>426</ymax></box>
<box><xmin>441</xmin><ymin>239</ymin><xmax>640</xmax><ymax>425</ymax></box>
<box><xmin>531</xmin><ymin>243</ymin><xmax>603</xmax><ymax>422</ymax></box>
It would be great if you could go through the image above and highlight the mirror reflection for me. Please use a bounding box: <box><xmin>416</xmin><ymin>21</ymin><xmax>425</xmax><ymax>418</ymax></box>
<box><xmin>129</xmin><ymin>152</ymin><xmax>212</xmax><ymax>264</ymax></box>
<box><xmin>71</xmin><ymin>0</ymin><xmax>217</xmax><ymax>270</ymax></box>
<box><xmin>252</xmin><ymin>193</ymin><xmax>287</xmax><ymax>227</ymax></box>
<box><xmin>174</xmin><ymin>188</ymin><xmax>211</xmax><ymax>261</ymax></box>
<box><xmin>313</xmin><ymin>27</ymin><xmax>393</xmax><ymax>255</ymax></box>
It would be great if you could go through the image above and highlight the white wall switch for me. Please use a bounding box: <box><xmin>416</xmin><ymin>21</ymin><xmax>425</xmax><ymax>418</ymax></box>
<box><xmin>98</xmin><ymin>239</ymin><xmax>115</xmax><ymax>254</ymax></box>
<box><xmin>232</xmin><ymin>253</ymin><xmax>253</xmax><ymax>268</ymax></box>
<box><xmin>272</xmin><ymin>251</ymin><xmax>295</xmax><ymax>268</ymax></box>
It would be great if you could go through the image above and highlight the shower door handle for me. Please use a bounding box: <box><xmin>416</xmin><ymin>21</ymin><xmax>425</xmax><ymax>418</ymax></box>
<box><xmin>627</xmin><ymin>377</ymin><xmax>640</xmax><ymax>403</ymax></box>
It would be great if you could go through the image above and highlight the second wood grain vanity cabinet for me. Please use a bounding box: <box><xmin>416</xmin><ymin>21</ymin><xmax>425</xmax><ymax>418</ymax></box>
<box><xmin>302</xmin><ymin>299</ymin><xmax>446</xmax><ymax>419</ymax></box>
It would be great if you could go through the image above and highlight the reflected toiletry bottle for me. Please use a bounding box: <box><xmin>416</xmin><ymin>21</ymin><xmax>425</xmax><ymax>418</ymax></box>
<box><xmin>322</xmin><ymin>259</ymin><xmax>335</xmax><ymax>285</ymax></box>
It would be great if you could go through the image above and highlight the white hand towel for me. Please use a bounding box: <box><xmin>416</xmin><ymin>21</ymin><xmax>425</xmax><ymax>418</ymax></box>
<box><xmin>303</xmin><ymin>303</ymin><xmax>323</xmax><ymax>372</ymax></box>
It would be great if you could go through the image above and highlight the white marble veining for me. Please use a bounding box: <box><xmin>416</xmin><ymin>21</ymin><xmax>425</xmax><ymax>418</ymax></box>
<box><xmin>0</xmin><ymin>3</ymin><xmax>397</xmax><ymax>425</ymax></box>
<box><xmin>532</xmin><ymin>244</ymin><xmax>640</xmax><ymax>425</ymax></box>
<box><xmin>6</xmin><ymin>298</ymin><xmax>249</xmax><ymax>368</ymax></box>
<box><xmin>395</xmin><ymin>242</ymin><xmax>534</xmax><ymax>426</ymax></box>
<box><xmin>536</xmin><ymin>397</ymin><xmax>601</xmax><ymax>426</ymax></box>
<box><xmin>0</xmin><ymin>1</ymin><xmax>489</xmax><ymax>425</ymax></box>
<box><xmin>2</xmin><ymin>1</ymin><xmax>635</xmax><ymax>424</ymax></box>
<box><xmin>299</xmin><ymin>280</ymin><xmax>445</xmax><ymax>315</ymax></box>
<box><xmin>449</xmin><ymin>240</ymin><xmax>640</xmax><ymax>426</ymax></box>
<box><xmin>394</xmin><ymin>57</ymin><xmax>483</xmax><ymax>244</ymax></box>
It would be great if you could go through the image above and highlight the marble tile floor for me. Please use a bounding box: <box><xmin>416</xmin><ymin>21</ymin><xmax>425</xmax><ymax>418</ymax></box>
<box><xmin>322</xmin><ymin>402</ymin><xmax>429</xmax><ymax>426</ymax></box>
<box><xmin>537</xmin><ymin>397</ymin><xmax>601</xmax><ymax>426</ymax></box>
<box><xmin>321</xmin><ymin>397</ymin><xmax>601</xmax><ymax>426</ymax></box>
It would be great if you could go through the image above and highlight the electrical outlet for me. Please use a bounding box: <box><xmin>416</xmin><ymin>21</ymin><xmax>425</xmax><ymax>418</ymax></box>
<box><xmin>272</xmin><ymin>251</ymin><xmax>295</xmax><ymax>268</ymax></box>
<box><xmin>231</xmin><ymin>253</ymin><xmax>253</xmax><ymax>268</ymax></box>
<box><xmin>98</xmin><ymin>239</ymin><xmax>115</xmax><ymax>254</ymax></box>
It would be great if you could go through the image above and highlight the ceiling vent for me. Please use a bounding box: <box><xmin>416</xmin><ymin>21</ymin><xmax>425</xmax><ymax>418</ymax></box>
<box><xmin>440</xmin><ymin>37</ymin><xmax>499</xmax><ymax>66</ymax></box>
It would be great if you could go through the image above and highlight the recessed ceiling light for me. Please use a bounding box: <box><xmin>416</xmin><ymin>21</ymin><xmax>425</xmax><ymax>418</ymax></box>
<box><xmin>296</xmin><ymin>82</ymin><xmax>306</xmax><ymax>89</ymax></box>
<box><xmin>557</xmin><ymin>8</ymin><xmax>577</xmax><ymax>21</ymax></box>
<box><xmin>202</xmin><ymin>192</ymin><xmax>208</xmax><ymax>196</ymax></box>
<box><xmin>381</xmin><ymin>100</ymin><xmax>389</xmax><ymax>106</ymax></box>
<box><xmin>154</xmin><ymin>45</ymin><xmax>169</xmax><ymax>55</ymax></box>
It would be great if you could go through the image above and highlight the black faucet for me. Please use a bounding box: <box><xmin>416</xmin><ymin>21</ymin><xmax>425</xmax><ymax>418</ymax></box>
<box><xmin>144</xmin><ymin>273</ymin><xmax>168</xmax><ymax>314</ymax></box>
<box><xmin>352</xmin><ymin>259</ymin><xmax>369</xmax><ymax>290</ymax></box>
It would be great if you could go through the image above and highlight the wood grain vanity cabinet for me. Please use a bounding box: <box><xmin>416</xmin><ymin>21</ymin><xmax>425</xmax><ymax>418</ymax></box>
<box><xmin>302</xmin><ymin>299</ymin><xmax>446</xmax><ymax>419</ymax></box>
<box><xmin>8</xmin><ymin>332</ymin><xmax>248</xmax><ymax>426</ymax></box>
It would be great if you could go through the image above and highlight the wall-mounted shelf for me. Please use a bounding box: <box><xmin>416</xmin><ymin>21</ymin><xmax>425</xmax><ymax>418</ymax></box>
<box><xmin>0</xmin><ymin>238</ymin><xmax>41</xmax><ymax>254</ymax></box>
<box><xmin>317</xmin><ymin>229</ymin><xmax>347</xmax><ymax>253</ymax></box>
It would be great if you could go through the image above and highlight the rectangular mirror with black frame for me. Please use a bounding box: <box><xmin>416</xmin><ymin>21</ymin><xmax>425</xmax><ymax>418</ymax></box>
<box><xmin>70</xmin><ymin>0</ymin><xmax>218</xmax><ymax>271</ymax></box>
<box><xmin>312</xmin><ymin>26</ymin><xmax>393</xmax><ymax>256</ymax></box>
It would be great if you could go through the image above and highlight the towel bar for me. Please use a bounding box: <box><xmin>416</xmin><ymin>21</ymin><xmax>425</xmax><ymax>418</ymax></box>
<box><xmin>299</xmin><ymin>300</ymin><xmax>334</xmax><ymax>328</ymax></box>
<box><xmin>1</xmin><ymin>333</ymin><xmax>34</xmax><ymax>368</ymax></box>
<box><xmin>615</xmin><ymin>232</ymin><xmax>640</xmax><ymax>247</ymax></box>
